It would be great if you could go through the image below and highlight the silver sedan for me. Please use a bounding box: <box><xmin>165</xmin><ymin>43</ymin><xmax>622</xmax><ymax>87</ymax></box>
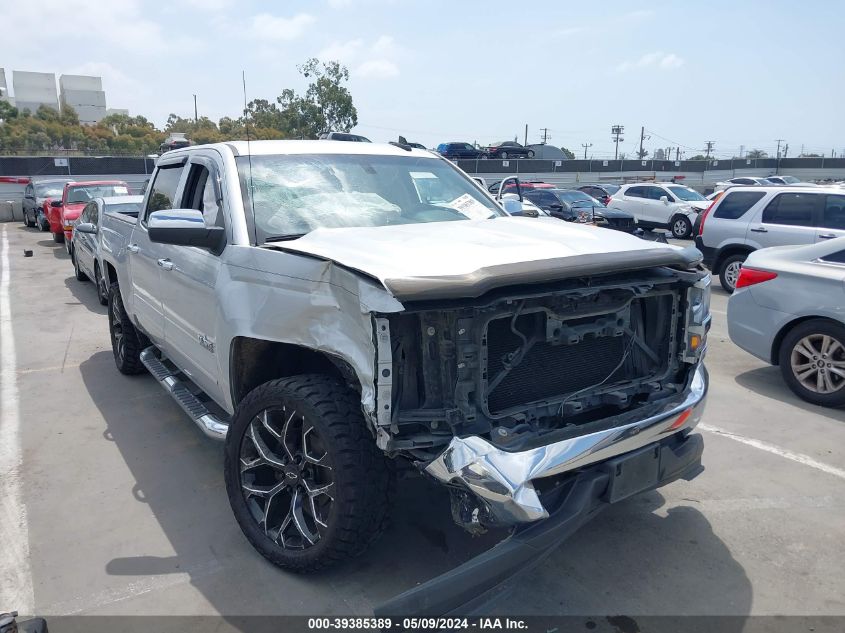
<box><xmin>727</xmin><ymin>236</ymin><xmax>845</xmax><ymax>407</ymax></box>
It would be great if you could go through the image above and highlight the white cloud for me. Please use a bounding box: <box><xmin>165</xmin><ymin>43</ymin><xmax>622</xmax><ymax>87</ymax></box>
<box><xmin>2</xmin><ymin>0</ymin><xmax>175</xmax><ymax>54</ymax></box>
<box><xmin>318</xmin><ymin>35</ymin><xmax>401</xmax><ymax>79</ymax></box>
<box><xmin>624</xmin><ymin>9</ymin><xmax>655</xmax><ymax>20</ymax></box>
<box><xmin>556</xmin><ymin>26</ymin><xmax>586</xmax><ymax>37</ymax></box>
<box><xmin>250</xmin><ymin>12</ymin><xmax>316</xmax><ymax>41</ymax></box>
<box><xmin>357</xmin><ymin>60</ymin><xmax>399</xmax><ymax>79</ymax></box>
<box><xmin>318</xmin><ymin>39</ymin><xmax>365</xmax><ymax>62</ymax></box>
<box><xmin>179</xmin><ymin>0</ymin><xmax>232</xmax><ymax>9</ymax></box>
<box><xmin>616</xmin><ymin>51</ymin><xmax>685</xmax><ymax>72</ymax></box>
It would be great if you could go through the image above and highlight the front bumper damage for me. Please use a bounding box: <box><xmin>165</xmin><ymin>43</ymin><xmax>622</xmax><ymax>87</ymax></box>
<box><xmin>375</xmin><ymin>365</ymin><xmax>707</xmax><ymax>617</ymax></box>
<box><xmin>427</xmin><ymin>364</ymin><xmax>708</xmax><ymax>524</ymax></box>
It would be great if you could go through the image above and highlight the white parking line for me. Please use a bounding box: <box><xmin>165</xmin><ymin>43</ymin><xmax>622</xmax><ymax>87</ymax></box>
<box><xmin>0</xmin><ymin>225</ymin><xmax>35</xmax><ymax>613</ymax></box>
<box><xmin>699</xmin><ymin>423</ymin><xmax>845</xmax><ymax>481</ymax></box>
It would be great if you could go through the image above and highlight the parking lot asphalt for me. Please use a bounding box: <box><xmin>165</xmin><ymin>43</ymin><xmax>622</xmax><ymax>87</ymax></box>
<box><xmin>1</xmin><ymin>223</ymin><xmax>844</xmax><ymax>618</ymax></box>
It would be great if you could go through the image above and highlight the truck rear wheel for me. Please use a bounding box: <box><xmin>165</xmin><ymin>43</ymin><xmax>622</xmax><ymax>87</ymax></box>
<box><xmin>225</xmin><ymin>374</ymin><xmax>393</xmax><ymax>572</ymax></box>
<box><xmin>108</xmin><ymin>282</ymin><xmax>146</xmax><ymax>375</ymax></box>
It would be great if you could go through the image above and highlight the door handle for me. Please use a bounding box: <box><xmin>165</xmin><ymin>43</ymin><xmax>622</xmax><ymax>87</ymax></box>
<box><xmin>127</xmin><ymin>243</ymin><xmax>140</xmax><ymax>253</ymax></box>
<box><xmin>818</xmin><ymin>233</ymin><xmax>837</xmax><ymax>239</ymax></box>
<box><xmin>157</xmin><ymin>258</ymin><xmax>174</xmax><ymax>271</ymax></box>
<box><xmin>749</xmin><ymin>227</ymin><xmax>768</xmax><ymax>233</ymax></box>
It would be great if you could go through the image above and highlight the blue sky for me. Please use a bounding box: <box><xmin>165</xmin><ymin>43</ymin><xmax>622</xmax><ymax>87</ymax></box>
<box><xmin>2</xmin><ymin>0</ymin><xmax>844</xmax><ymax>158</ymax></box>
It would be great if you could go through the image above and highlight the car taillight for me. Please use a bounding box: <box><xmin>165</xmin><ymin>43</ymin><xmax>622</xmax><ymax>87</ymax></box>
<box><xmin>698</xmin><ymin>193</ymin><xmax>722</xmax><ymax>236</ymax></box>
<box><xmin>735</xmin><ymin>267</ymin><xmax>777</xmax><ymax>289</ymax></box>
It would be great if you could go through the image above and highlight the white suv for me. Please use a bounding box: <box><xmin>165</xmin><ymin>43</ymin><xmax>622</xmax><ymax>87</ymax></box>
<box><xmin>608</xmin><ymin>183</ymin><xmax>709</xmax><ymax>238</ymax></box>
<box><xmin>695</xmin><ymin>185</ymin><xmax>845</xmax><ymax>292</ymax></box>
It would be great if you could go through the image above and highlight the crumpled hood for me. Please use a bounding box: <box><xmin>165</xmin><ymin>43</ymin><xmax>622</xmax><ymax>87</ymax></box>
<box><xmin>271</xmin><ymin>217</ymin><xmax>701</xmax><ymax>301</ymax></box>
<box><xmin>687</xmin><ymin>201</ymin><xmax>709</xmax><ymax>212</ymax></box>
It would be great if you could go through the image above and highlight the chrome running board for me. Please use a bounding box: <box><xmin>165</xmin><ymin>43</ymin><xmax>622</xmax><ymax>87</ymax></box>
<box><xmin>140</xmin><ymin>346</ymin><xmax>229</xmax><ymax>440</ymax></box>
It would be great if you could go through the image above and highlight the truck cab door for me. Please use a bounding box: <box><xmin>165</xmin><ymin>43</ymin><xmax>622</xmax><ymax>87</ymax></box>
<box><xmin>158</xmin><ymin>154</ymin><xmax>227</xmax><ymax>402</ymax></box>
<box><xmin>131</xmin><ymin>159</ymin><xmax>189</xmax><ymax>344</ymax></box>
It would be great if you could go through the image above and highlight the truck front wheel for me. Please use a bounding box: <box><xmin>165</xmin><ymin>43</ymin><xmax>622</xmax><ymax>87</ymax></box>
<box><xmin>225</xmin><ymin>374</ymin><xmax>393</xmax><ymax>572</ymax></box>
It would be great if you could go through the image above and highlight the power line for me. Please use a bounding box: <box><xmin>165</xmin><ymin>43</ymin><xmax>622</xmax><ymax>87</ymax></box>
<box><xmin>539</xmin><ymin>127</ymin><xmax>551</xmax><ymax>144</ymax></box>
<box><xmin>704</xmin><ymin>141</ymin><xmax>715</xmax><ymax>159</ymax></box>
<box><xmin>581</xmin><ymin>142</ymin><xmax>592</xmax><ymax>159</ymax></box>
<box><xmin>775</xmin><ymin>139</ymin><xmax>785</xmax><ymax>159</ymax></box>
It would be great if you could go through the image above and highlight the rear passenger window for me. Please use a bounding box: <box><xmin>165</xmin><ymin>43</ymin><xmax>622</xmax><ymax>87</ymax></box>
<box><xmin>820</xmin><ymin>195</ymin><xmax>845</xmax><ymax>230</ymax></box>
<box><xmin>821</xmin><ymin>250</ymin><xmax>845</xmax><ymax>264</ymax></box>
<box><xmin>714</xmin><ymin>191</ymin><xmax>765</xmax><ymax>219</ymax></box>
<box><xmin>762</xmin><ymin>193</ymin><xmax>819</xmax><ymax>226</ymax></box>
<box><xmin>626</xmin><ymin>186</ymin><xmax>647</xmax><ymax>198</ymax></box>
<box><xmin>144</xmin><ymin>164</ymin><xmax>185</xmax><ymax>220</ymax></box>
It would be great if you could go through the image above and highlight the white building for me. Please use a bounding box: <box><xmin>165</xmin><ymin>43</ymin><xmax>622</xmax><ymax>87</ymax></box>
<box><xmin>59</xmin><ymin>74</ymin><xmax>107</xmax><ymax>124</ymax></box>
<box><xmin>0</xmin><ymin>68</ymin><xmax>13</xmax><ymax>105</ymax></box>
<box><xmin>12</xmin><ymin>71</ymin><xmax>60</xmax><ymax>114</ymax></box>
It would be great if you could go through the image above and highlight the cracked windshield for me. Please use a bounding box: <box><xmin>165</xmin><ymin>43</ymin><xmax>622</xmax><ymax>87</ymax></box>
<box><xmin>237</xmin><ymin>153</ymin><xmax>502</xmax><ymax>242</ymax></box>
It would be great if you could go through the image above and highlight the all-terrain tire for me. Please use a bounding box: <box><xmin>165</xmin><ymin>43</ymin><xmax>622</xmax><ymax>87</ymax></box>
<box><xmin>108</xmin><ymin>282</ymin><xmax>146</xmax><ymax>375</ymax></box>
<box><xmin>225</xmin><ymin>374</ymin><xmax>394</xmax><ymax>572</ymax></box>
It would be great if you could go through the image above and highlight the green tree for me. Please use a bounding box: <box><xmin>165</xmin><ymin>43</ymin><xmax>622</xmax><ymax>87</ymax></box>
<box><xmin>296</xmin><ymin>58</ymin><xmax>357</xmax><ymax>134</ymax></box>
<box><xmin>746</xmin><ymin>149</ymin><xmax>768</xmax><ymax>159</ymax></box>
<box><xmin>688</xmin><ymin>154</ymin><xmax>707</xmax><ymax>160</ymax></box>
<box><xmin>559</xmin><ymin>146</ymin><xmax>575</xmax><ymax>159</ymax></box>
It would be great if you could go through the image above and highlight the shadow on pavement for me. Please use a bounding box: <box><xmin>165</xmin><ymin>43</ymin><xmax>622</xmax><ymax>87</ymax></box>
<box><xmin>735</xmin><ymin>366</ymin><xmax>845</xmax><ymax>422</ymax></box>
<box><xmin>63</xmin><ymin>276</ymin><xmax>107</xmax><ymax>314</ymax></box>
<box><xmin>493</xmin><ymin>490</ymin><xmax>752</xmax><ymax>622</ymax></box>
<box><xmin>79</xmin><ymin>351</ymin><xmax>500</xmax><ymax>615</ymax></box>
<box><xmin>79</xmin><ymin>351</ymin><xmax>751</xmax><ymax>617</ymax></box>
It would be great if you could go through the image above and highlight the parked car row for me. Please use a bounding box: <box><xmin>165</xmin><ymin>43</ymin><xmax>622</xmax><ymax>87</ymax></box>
<box><xmin>23</xmin><ymin>179</ymin><xmax>134</xmax><ymax>248</ymax></box>
<box><xmin>25</xmin><ymin>139</ymin><xmax>709</xmax><ymax>616</ymax></box>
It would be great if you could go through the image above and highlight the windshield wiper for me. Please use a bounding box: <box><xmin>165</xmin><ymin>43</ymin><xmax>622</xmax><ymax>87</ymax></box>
<box><xmin>265</xmin><ymin>233</ymin><xmax>309</xmax><ymax>242</ymax></box>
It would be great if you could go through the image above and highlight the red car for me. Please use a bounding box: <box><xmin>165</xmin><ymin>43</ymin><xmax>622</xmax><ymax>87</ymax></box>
<box><xmin>48</xmin><ymin>180</ymin><xmax>131</xmax><ymax>247</ymax></box>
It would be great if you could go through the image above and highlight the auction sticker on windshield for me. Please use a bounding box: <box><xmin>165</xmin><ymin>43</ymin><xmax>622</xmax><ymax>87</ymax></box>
<box><xmin>449</xmin><ymin>193</ymin><xmax>492</xmax><ymax>220</ymax></box>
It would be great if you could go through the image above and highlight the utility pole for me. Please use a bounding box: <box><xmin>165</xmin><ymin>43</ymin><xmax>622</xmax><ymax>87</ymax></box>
<box><xmin>581</xmin><ymin>142</ymin><xmax>592</xmax><ymax>159</ymax></box>
<box><xmin>193</xmin><ymin>94</ymin><xmax>198</xmax><ymax>123</ymax></box>
<box><xmin>539</xmin><ymin>127</ymin><xmax>551</xmax><ymax>144</ymax></box>
<box><xmin>637</xmin><ymin>126</ymin><xmax>649</xmax><ymax>159</ymax></box>
<box><xmin>775</xmin><ymin>139</ymin><xmax>785</xmax><ymax>159</ymax></box>
<box><xmin>611</xmin><ymin>124</ymin><xmax>624</xmax><ymax>160</ymax></box>
<box><xmin>524</xmin><ymin>124</ymin><xmax>528</xmax><ymax>147</ymax></box>
<box><xmin>703</xmin><ymin>141</ymin><xmax>715</xmax><ymax>159</ymax></box>
<box><xmin>783</xmin><ymin>143</ymin><xmax>789</xmax><ymax>158</ymax></box>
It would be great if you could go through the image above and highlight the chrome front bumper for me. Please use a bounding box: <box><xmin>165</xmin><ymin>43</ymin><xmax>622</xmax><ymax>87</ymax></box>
<box><xmin>426</xmin><ymin>364</ymin><xmax>708</xmax><ymax>524</ymax></box>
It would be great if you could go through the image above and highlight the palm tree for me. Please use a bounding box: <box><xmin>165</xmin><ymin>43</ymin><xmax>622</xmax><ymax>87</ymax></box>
<box><xmin>746</xmin><ymin>149</ymin><xmax>768</xmax><ymax>159</ymax></box>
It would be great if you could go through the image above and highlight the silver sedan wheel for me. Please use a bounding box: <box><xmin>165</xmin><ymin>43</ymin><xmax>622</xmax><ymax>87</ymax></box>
<box><xmin>723</xmin><ymin>260</ymin><xmax>741</xmax><ymax>290</ymax></box>
<box><xmin>790</xmin><ymin>334</ymin><xmax>845</xmax><ymax>394</ymax></box>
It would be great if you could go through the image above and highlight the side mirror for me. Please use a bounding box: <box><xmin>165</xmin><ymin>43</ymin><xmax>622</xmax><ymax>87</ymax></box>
<box><xmin>660</xmin><ymin>195</ymin><xmax>669</xmax><ymax>204</ymax></box>
<box><xmin>51</xmin><ymin>200</ymin><xmax>63</xmax><ymax>208</ymax></box>
<box><xmin>75</xmin><ymin>222</ymin><xmax>97</xmax><ymax>235</ymax></box>
<box><xmin>502</xmin><ymin>198</ymin><xmax>524</xmax><ymax>215</ymax></box>
<box><xmin>148</xmin><ymin>209</ymin><xmax>225</xmax><ymax>253</ymax></box>
<box><xmin>550</xmin><ymin>203</ymin><xmax>563</xmax><ymax>210</ymax></box>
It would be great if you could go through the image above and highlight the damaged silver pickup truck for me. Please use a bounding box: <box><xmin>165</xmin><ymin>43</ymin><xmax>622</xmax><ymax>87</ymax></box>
<box><xmin>100</xmin><ymin>140</ymin><xmax>710</xmax><ymax>614</ymax></box>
